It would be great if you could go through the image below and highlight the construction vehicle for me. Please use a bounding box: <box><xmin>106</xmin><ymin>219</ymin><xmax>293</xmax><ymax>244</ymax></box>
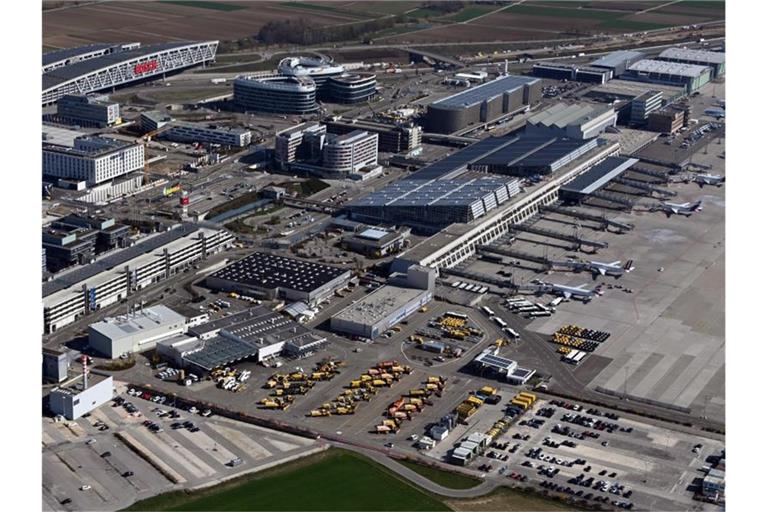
<box><xmin>409</xmin><ymin>388</ymin><xmax>426</xmax><ymax>397</ymax></box>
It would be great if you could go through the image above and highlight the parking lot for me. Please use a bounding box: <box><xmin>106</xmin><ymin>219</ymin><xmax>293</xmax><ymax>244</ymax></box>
<box><xmin>42</xmin><ymin>382</ymin><xmax>324</xmax><ymax>511</ymax></box>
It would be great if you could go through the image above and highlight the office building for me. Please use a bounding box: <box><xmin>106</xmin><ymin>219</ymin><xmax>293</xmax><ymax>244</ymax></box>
<box><xmin>233</xmin><ymin>75</ymin><xmax>318</xmax><ymax>114</ymax></box>
<box><xmin>624</xmin><ymin>59</ymin><xmax>711</xmax><ymax>93</ymax></box>
<box><xmin>275</xmin><ymin>123</ymin><xmax>327</xmax><ymax>167</ymax></box>
<box><xmin>647</xmin><ymin>107</ymin><xmax>686</xmax><ymax>134</ymax></box>
<box><xmin>205</xmin><ymin>252</ymin><xmax>351</xmax><ymax>305</ymax></box>
<box><xmin>657</xmin><ymin>47</ymin><xmax>725</xmax><ymax>77</ymax></box>
<box><xmin>331</xmin><ymin>266</ymin><xmax>435</xmax><ymax>339</ymax></box>
<box><xmin>324</xmin><ymin>117</ymin><xmax>422</xmax><ymax>153</ymax></box>
<box><xmin>278</xmin><ymin>56</ymin><xmax>345</xmax><ymax>92</ymax></box>
<box><xmin>630</xmin><ymin>90</ymin><xmax>664</xmax><ymax>124</ymax></box>
<box><xmin>140</xmin><ymin>110</ymin><xmax>173</xmax><ymax>132</ymax></box>
<box><xmin>42</xmin><ymin>214</ymin><xmax>130</xmax><ymax>273</ymax></box>
<box><xmin>43</xmin><ymin>225</ymin><xmax>234</xmax><ymax>333</ymax></box>
<box><xmin>322</xmin><ymin>130</ymin><xmax>378</xmax><ymax>173</ymax></box>
<box><xmin>49</xmin><ymin>373</ymin><xmax>114</xmax><ymax>420</ymax></box>
<box><xmin>88</xmin><ymin>305</ymin><xmax>188</xmax><ymax>359</ymax></box>
<box><xmin>424</xmin><ymin>75</ymin><xmax>542</xmax><ymax>134</ymax></box>
<box><xmin>57</xmin><ymin>95</ymin><xmax>121</xmax><ymax>127</ymax></box>
<box><xmin>162</xmin><ymin>122</ymin><xmax>252</xmax><ymax>147</ymax></box>
<box><xmin>43</xmin><ymin>136</ymin><xmax>144</xmax><ymax>185</ymax></box>
<box><xmin>327</xmin><ymin>73</ymin><xmax>377</xmax><ymax>103</ymax></box>
<box><xmin>526</xmin><ymin>102</ymin><xmax>617</xmax><ymax>140</ymax></box>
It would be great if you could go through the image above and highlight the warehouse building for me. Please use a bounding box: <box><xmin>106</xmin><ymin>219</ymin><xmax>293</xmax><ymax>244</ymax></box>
<box><xmin>57</xmin><ymin>95</ymin><xmax>121</xmax><ymax>127</ymax></box>
<box><xmin>324</xmin><ymin>117</ymin><xmax>422</xmax><ymax>154</ymax></box>
<box><xmin>159</xmin><ymin>306</ymin><xmax>326</xmax><ymax>370</ymax></box>
<box><xmin>233</xmin><ymin>75</ymin><xmax>318</xmax><ymax>114</ymax></box>
<box><xmin>590</xmin><ymin>50</ymin><xmax>645</xmax><ymax>77</ymax></box>
<box><xmin>327</xmin><ymin>73</ymin><xmax>377</xmax><ymax>103</ymax></box>
<box><xmin>468</xmin><ymin>134</ymin><xmax>600</xmax><ymax>177</ymax></box>
<box><xmin>49</xmin><ymin>372</ymin><xmax>114</xmax><ymax>420</ymax></box>
<box><xmin>43</xmin><ymin>225</ymin><xmax>234</xmax><ymax>333</ymax></box>
<box><xmin>162</xmin><ymin>122</ymin><xmax>252</xmax><ymax>147</ymax></box>
<box><xmin>205</xmin><ymin>252</ymin><xmax>351</xmax><ymax>305</ymax></box>
<box><xmin>525</xmin><ymin>102</ymin><xmax>617</xmax><ymax>140</ymax></box>
<box><xmin>532</xmin><ymin>63</ymin><xmax>612</xmax><ymax>84</ymax></box>
<box><xmin>331</xmin><ymin>266</ymin><xmax>435</xmax><ymax>339</ymax></box>
<box><xmin>624</xmin><ymin>59</ymin><xmax>711</xmax><ymax>93</ymax></box>
<box><xmin>630</xmin><ymin>90</ymin><xmax>664</xmax><ymax>124</ymax></box>
<box><xmin>88</xmin><ymin>305</ymin><xmax>188</xmax><ymax>359</ymax></box>
<box><xmin>647</xmin><ymin>107</ymin><xmax>686</xmax><ymax>134</ymax></box>
<box><xmin>43</xmin><ymin>136</ymin><xmax>144</xmax><ymax>186</ymax></box>
<box><xmin>657</xmin><ymin>47</ymin><xmax>725</xmax><ymax>77</ymax></box>
<box><xmin>423</xmin><ymin>75</ymin><xmax>542</xmax><ymax>134</ymax></box>
<box><xmin>345</xmin><ymin>175</ymin><xmax>520</xmax><ymax>233</ymax></box>
<box><xmin>559</xmin><ymin>156</ymin><xmax>639</xmax><ymax>203</ymax></box>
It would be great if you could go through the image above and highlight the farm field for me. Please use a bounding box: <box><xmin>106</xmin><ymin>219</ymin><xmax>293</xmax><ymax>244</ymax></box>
<box><xmin>125</xmin><ymin>449</ymin><xmax>451</xmax><ymax>512</ymax></box>
<box><xmin>447</xmin><ymin>487</ymin><xmax>578</xmax><ymax>512</ymax></box>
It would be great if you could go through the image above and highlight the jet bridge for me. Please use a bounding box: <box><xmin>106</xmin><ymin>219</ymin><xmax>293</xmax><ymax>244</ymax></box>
<box><xmin>612</xmin><ymin>177</ymin><xmax>677</xmax><ymax>197</ymax></box>
<box><xmin>511</xmin><ymin>224</ymin><xmax>608</xmax><ymax>250</ymax></box>
<box><xmin>540</xmin><ymin>205</ymin><xmax>634</xmax><ymax>232</ymax></box>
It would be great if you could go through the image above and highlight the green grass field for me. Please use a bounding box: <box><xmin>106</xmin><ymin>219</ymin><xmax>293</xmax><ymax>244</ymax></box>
<box><xmin>280</xmin><ymin>1</ymin><xmax>369</xmax><ymax>18</ymax></box>
<box><xmin>395</xmin><ymin>459</ymin><xmax>483</xmax><ymax>490</ymax></box>
<box><xmin>501</xmin><ymin>4</ymin><xmax>675</xmax><ymax>30</ymax></box>
<box><xmin>445</xmin><ymin>5</ymin><xmax>498</xmax><ymax>23</ymax></box>
<box><xmin>159</xmin><ymin>1</ymin><xmax>246</xmax><ymax>12</ymax></box>
<box><xmin>125</xmin><ymin>449</ymin><xmax>451</xmax><ymax>511</ymax></box>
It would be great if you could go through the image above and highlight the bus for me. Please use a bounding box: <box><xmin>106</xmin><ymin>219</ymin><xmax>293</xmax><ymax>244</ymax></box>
<box><xmin>451</xmin><ymin>281</ymin><xmax>462</xmax><ymax>288</ymax></box>
<box><xmin>503</xmin><ymin>327</ymin><xmax>520</xmax><ymax>339</ymax></box>
<box><xmin>535</xmin><ymin>303</ymin><xmax>550</xmax><ymax>312</ymax></box>
<box><xmin>481</xmin><ymin>306</ymin><xmax>495</xmax><ymax>317</ymax></box>
<box><xmin>527</xmin><ymin>311</ymin><xmax>551</xmax><ymax>318</ymax></box>
<box><xmin>548</xmin><ymin>297</ymin><xmax>563</xmax><ymax>308</ymax></box>
<box><xmin>492</xmin><ymin>316</ymin><xmax>508</xmax><ymax>328</ymax></box>
<box><xmin>478</xmin><ymin>286</ymin><xmax>489</xmax><ymax>294</ymax></box>
<box><xmin>458</xmin><ymin>283</ymin><xmax>469</xmax><ymax>290</ymax></box>
<box><xmin>445</xmin><ymin>311</ymin><xmax>469</xmax><ymax>320</ymax></box>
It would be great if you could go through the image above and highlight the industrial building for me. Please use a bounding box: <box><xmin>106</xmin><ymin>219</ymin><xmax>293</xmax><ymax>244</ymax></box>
<box><xmin>559</xmin><ymin>156</ymin><xmax>639</xmax><ymax>203</ymax></box>
<box><xmin>158</xmin><ymin>306</ymin><xmax>326</xmax><ymax>370</ymax></box>
<box><xmin>525</xmin><ymin>102</ymin><xmax>617</xmax><ymax>140</ymax></box>
<box><xmin>331</xmin><ymin>265</ymin><xmax>435</xmax><ymax>339</ymax></box>
<box><xmin>139</xmin><ymin>110</ymin><xmax>173</xmax><ymax>133</ymax></box>
<box><xmin>423</xmin><ymin>75</ymin><xmax>542</xmax><ymax>134</ymax></box>
<box><xmin>43</xmin><ymin>348</ymin><xmax>69</xmax><ymax>384</ymax></box>
<box><xmin>657</xmin><ymin>47</ymin><xmax>725</xmax><ymax>77</ymax></box>
<box><xmin>472</xmin><ymin>347</ymin><xmax>535</xmax><ymax>385</ymax></box>
<box><xmin>322</xmin><ymin>131</ymin><xmax>379</xmax><ymax>173</ymax></box>
<box><xmin>468</xmin><ymin>133</ymin><xmax>600</xmax><ymax>177</ymax></box>
<box><xmin>42</xmin><ymin>214</ymin><xmax>130</xmax><ymax>273</ymax></box>
<box><xmin>88</xmin><ymin>305</ymin><xmax>188</xmax><ymax>359</ymax></box>
<box><xmin>341</xmin><ymin>227</ymin><xmax>411</xmax><ymax>258</ymax></box>
<box><xmin>590</xmin><ymin>50</ymin><xmax>645</xmax><ymax>77</ymax></box>
<box><xmin>278</xmin><ymin>55</ymin><xmax>345</xmax><ymax>92</ymax></box>
<box><xmin>161</xmin><ymin>122</ymin><xmax>252</xmax><ymax>147</ymax></box>
<box><xmin>43</xmin><ymin>136</ymin><xmax>145</xmax><ymax>186</ymax></box>
<box><xmin>57</xmin><ymin>95</ymin><xmax>121</xmax><ymax>127</ymax></box>
<box><xmin>630</xmin><ymin>90</ymin><xmax>664</xmax><ymax>124</ymax></box>
<box><xmin>327</xmin><ymin>73</ymin><xmax>377</xmax><ymax>103</ymax></box>
<box><xmin>42</xmin><ymin>41</ymin><xmax>218</xmax><ymax>106</ymax></box>
<box><xmin>531</xmin><ymin>63</ymin><xmax>612</xmax><ymax>84</ymax></box>
<box><xmin>346</xmin><ymin>176</ymin><xmax>520</xmax><ymax>233</ymax></box>
<box><xmin>48</xmin><ymin>372</ymin><xmax>114</xmax><ymax>420</ymax></box>
<box><xmin>205</xmin><ymin>252</ymin><xmax>351</xmax><ymax>305</ymax></box>
<box><xmin>647</xmin><ymin>107</ymin><xmax>686</xmax><ymax>134</ymax></box>
<box><xmin>233</xmin><ymin>75</ymin><xmax>318</xmax><ymax>114</ymax></box>
<box><xmin>323</xmin><ymin>117</ymin><xmax>422</xmax><ymax>154</ymax></box>
<box><xmin>624</xmin><ymin>59</ymin><xmax>711</xmax><ymax>93</ymax></box>
<box><xmin>275</xmin><ymin>123</ymin><xmax>327</xmax><ymax>167</ymax></box>
<box><xmin>43</xmin><ymin>225</ymin><xmax>234</xmax><ymax>333</ymax></box>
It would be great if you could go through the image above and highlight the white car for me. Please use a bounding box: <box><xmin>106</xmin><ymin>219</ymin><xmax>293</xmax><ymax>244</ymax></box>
<box><xmin>80</xmin><ymin>485</ymin><xmax>92</xmax><ymax>491</ymax></box>
<box><xmin>188</xmin><ymin>407</ymin><xmax>199</xmax><ymax>414</ymax></box>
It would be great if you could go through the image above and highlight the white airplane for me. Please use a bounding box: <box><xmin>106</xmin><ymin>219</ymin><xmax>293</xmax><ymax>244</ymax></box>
<box><xmin>658</xmin><ymin>200</ymin><xmax>703</xmax><ymax>217</ymax></box>
<box><xmin>588</xmin><ymin>260</ymin><xmax>635</xmax><ymax>277</ymax></box>
<box><xmin>548</xmin><ymin>283</ymin><xmax>596</xmax><ymax>301</ymax></box>
<box><xmin>692</xmin><ymin>174</ymin><xmax>725</xmax><ymax>187</ymax></box>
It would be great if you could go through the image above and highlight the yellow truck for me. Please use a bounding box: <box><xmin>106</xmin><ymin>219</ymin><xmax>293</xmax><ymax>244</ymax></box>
<box><xmin>480</xmin><ymin>385</ymin><xmax>498</xmax><ymax>396</ymax></box>
<box><xmin>409</xmin><ymin>389</ymin><xmax>426</xmax><ymax>397</ymax></box>
<box><xmin>466</xmin><ymin>395</ymin><xmax>485</xmax><ymax>407</ymax></box>
<box><xmin>511</xmin><ymin>398</ymin><xmax>530</xmax><ymax>410</ymax></box>
<box><xmin>518</xmin><ymin>392</ymin><xmax>537</xmax><ymax>403</ymax></box>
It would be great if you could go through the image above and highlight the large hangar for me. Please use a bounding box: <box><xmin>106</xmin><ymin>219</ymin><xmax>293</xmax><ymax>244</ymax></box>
<box><xmin>423</xmin><ymin>75</ymin><xmax>542</xmax><ymax>134</ymax></box>
<box><xmin>42</xmin><ymin>41</ymin><xmax>219</xmax><ymax>106</ymax></box>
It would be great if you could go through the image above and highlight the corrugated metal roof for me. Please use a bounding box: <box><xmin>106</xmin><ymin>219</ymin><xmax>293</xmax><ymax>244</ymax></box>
<box><xmin>628</xmin><ymin>59</ymin><xmax>710</xmax><ymax>78</ymax></box>
<box><xmin>432</xmin><ymin>74</ymin><xmax>539</xmax><ymax>109</ymax></box>
<box><xmin>528</xmin><ymin>103</ymin><xmax>614</xmax><ymax>129</ymax></box>
<box><xmin>658</xmin><ymin>48</ymin><xmax>725</xmax><ymax>65</ymax></box>
<box><xmin>43</xmin><ymin>43</ymin><xmax>118</xmax><ymax>66</ymax></box>
<box><xmin>591</xmin><ymin>50</ymin><xmax>645</xmax><ymax>69</ymax></box>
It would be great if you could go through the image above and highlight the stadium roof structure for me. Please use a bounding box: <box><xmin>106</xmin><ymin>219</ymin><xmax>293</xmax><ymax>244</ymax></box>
<box><xmin>431</xmin><ymin>74</ymin><xmax>540</xmax><ymax>109</ymax></box>
<box><xmin>627</xmin><ymin>59</ymin><xmax>710</xmax><ymax>78</ymax></box>
<box><xmin>590</xmin><ymin>50</ymin><xmax>645</xmax><ymax>69</ymax></box>
<box><xmin>658</xmin><ymin>47</ymin><xmax>725</xmax><ymax>65</ymax></box>
<box><xmin>560</xmin><ymin>156</ymin><xmax>639</xmax><ymax>197</ymax></box>
<box><xmin>42</xmin><ymin>40</ymin><xmax>218</xmax><ymax>106</ymax></box>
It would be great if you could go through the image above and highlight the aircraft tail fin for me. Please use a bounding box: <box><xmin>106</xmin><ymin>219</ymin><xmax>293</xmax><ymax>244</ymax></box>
<box><xmin>624</xmin><ymin>259</ymin><xmax>635</xmax><ymax>272</ymax></box>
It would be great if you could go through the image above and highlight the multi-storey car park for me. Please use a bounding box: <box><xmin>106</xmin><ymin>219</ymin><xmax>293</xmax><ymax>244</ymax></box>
<box><xmin>43</xmin><ymin>225</ymin><xmax>234</xmax><ymax>334</ymax></box>
<box><xmin>423</xmin><ymin>74</ymin><xmax>542</xmax><ymax>134</ymax></box>
<box><xmin>233</xmin><ymin>75</ymin><xmax>318</xmax><ymax>114</ymax></box>
<box><xmin>42</xmin><ymin>40</ymin><xmax>218</xmax><ymax>106</ymax></box>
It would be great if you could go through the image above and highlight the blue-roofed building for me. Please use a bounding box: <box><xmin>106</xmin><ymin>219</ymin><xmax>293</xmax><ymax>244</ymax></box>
<box><xmin>345</xmin><ymin>176</ymin><xmax>520</xmax><ymax>233</ymax></box>
<box><xmin>424</xmin><ymin>75</ymin><xmax>542</xmax><ymax>134</ymax></box>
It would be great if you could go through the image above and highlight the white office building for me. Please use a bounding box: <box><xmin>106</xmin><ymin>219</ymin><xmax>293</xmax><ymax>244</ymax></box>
<box><xmin>162</xmin><ymin>122</ymin><xmax>252</xmax><ymax>147</ymax></box>
<box><xmin>43</xmin><ymin>136</ymin><xmax>144</xmax><ymax>185</ymax></box>
<box><xmin>323</xmin><ymin>130</ymin><xmax>378</xmax><ymax>173</ymax></box>
<box><xmin>88</xmin><ymin>305</ymin><xmax>188</xmax><ymax>358</ymax></box>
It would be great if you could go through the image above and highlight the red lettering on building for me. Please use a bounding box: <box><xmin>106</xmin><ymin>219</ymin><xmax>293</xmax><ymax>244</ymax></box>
<box><xmin>134</xmin><ymin>60</ymin><xmax>158</xmax><ymax>75</ymax></box>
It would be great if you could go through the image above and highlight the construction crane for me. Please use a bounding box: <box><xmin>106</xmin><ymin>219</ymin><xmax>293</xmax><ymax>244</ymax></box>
<box><xmin>136</xmin><ymin>125</ymin><xmax>170</xmax><ymax>185</ymax></box>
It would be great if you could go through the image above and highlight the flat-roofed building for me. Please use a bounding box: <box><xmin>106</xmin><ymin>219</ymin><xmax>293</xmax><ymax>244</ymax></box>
<box><xmin>140</xmin><ymin>110</ymin><xmax>173</xmax><ymax>132</ymax></box>
<box><xmin>624</xmin><ymin>59</ymin><xmax>711</xmax><ymax>93</ymax></box>
<box><xmin>233</xmin><ymin>75</ymin><xmax>318</xmax><ymax>114</ymax></box>
<box><xmin>630</xmin><ymin>90</ymin><xmax>664</xmax><ymax>124</ymax></box>
<box><xmin>57</xmin><ymin>95</ymin><xmax>120</xmax><ymax>127</ymax></box>
<box><xmin>647</xmin><ymin>107</ymin><xmax>686</xmax><ymax>134</ymax></box>
<box><xmin>657</xmin><ymin>47</ymin><xmax>725</xmax><ymax>77</ymax></box>
<box><xmin>43</xmin><ymin>136</ymin><xmax>144</xmax><ymax>185</ymax></box>
<box><xmin>275</xmin><ymin>123</ymin><xmax>326</xmax><ymax>167</ymax></box>
<box><xmin>526</xmin><ymin>102</ymin><xmax>617</xmax><ymax>140</ymax></box>
<box><xmin>162</xmin><ymin>122</ymin><xmax>252</xmax><ymax>147</ymax></box>
<box><xmin>341</xmin><ymin>227</ymin><xmax>411</xmax><ymax>258</ymax></box>
<box><xmin>49</xmin><ymin>373</ymin><xmax>114</xmax><ymax>420</ymax></box>
<box><xmin>324</xmin><ymin>117</ymin><xmax>422</xmax><ymax>153</ymax></box>
<box><xmin>88</xmin><ymin>304</ymin><xmax>188</xmax><ymax>358</ymax></box>
<box><xmin>323</xmin><ymin>130</ymin><xmax>378</xmax><ymax>173</ymax></box>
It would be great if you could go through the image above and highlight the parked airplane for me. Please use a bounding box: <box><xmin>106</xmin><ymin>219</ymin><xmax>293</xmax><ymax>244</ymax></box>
<box><xmin>532</xmin><ymin>279</ymin><xmax>597</xmax><ymax>301</ymax></box>
<box><xmin>692</xmin><ymin>174</ymin><xmax>725</xmax><ymax>187</ymax></box>
<box><xmin>588</xmin><ymin>260</ymin><xmax>635</xmax><ymax>277</ymax></box>
<box><xmin>658</xmin><ymin>200</ymin><xmax>703</xmax><ymax>217</ymax></box>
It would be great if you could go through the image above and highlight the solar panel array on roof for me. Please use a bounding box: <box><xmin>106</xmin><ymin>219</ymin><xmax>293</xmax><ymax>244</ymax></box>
<box><xmin>208</xmin><ymin>252</ymin><xmax>348</xmax><ymax>293</ymax></box>
<box><xmin>433</xmin><ymin>75</ymin><xmax>540</xmax><ymax>109</ymax></box>
<box><xmin>405</xmin><ymin>136</ymin><xmax>518</xmax><ymax>180</ymax></box>
<box><xmin>476</xmin><ymin>351</ymin><xmax>517</xmax><ymax>371</ymax></box>
<box><xmin>43</xmin><ymin>43</ymin><xmax>118</xmax><ymax>67</ymax></box>
<box><xmin>470</xmin><ymin>134</ymin><xmax>599</xmax><ymax>175</ymax></box>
